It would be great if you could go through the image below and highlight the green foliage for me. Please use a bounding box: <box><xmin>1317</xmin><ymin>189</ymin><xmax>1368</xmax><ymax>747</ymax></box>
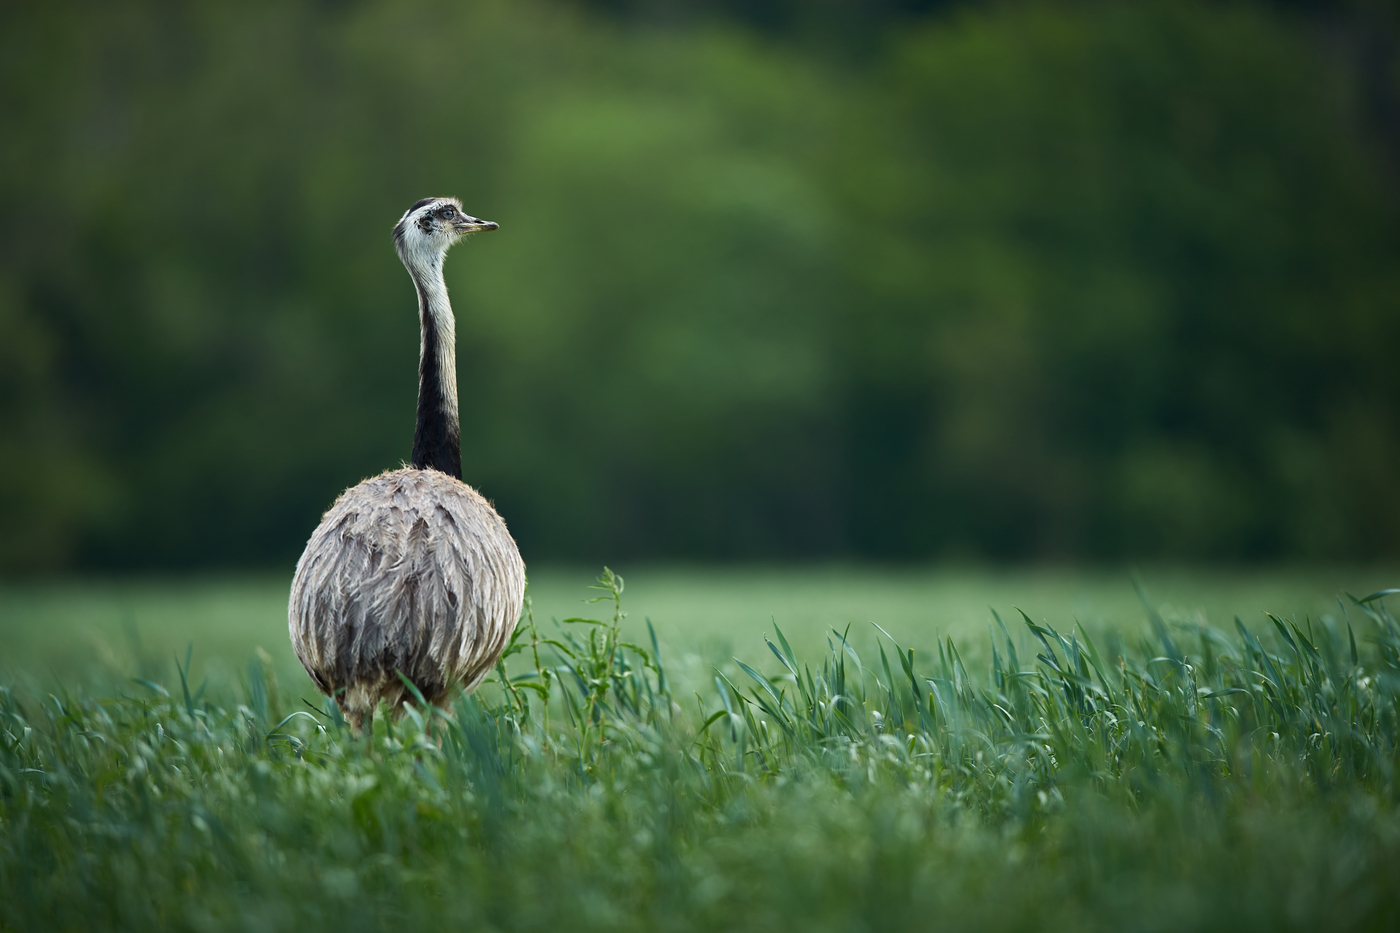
<box><xmin>2</xmin><ymin>0</ymin><xmax>1399</xmax><ymax>570</ymax></box>
<box><xmin>4</xmin><ymin>574</ymin><xmax>1400</xmax><ymax>930</ymax></box>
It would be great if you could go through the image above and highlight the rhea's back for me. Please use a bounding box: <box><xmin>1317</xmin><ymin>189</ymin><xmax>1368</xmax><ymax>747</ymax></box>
<box><xmin>289</xmin><ymin>468</ymin><xmax>525</xmax><ymax>705</ymax></box>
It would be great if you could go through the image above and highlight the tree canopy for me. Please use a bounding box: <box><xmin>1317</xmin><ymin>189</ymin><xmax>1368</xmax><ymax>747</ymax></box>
<box><xmin>2</xmin><ymin>0</ymin><xmax>1397</xmax><ymax>570</ymax></box>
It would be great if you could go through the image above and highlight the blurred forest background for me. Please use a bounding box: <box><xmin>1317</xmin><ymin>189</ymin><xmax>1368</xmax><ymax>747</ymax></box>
<box><xmin>2</xmin><ymin>0</ymin><xmax>1399</xmax><ymax>573</ymax></box>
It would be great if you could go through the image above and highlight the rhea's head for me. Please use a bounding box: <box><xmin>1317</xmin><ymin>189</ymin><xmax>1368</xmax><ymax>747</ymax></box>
<box><xmin>393</xmin><ymin>197</ymin><xmax>498</xmax><ymax>270</ymax></box>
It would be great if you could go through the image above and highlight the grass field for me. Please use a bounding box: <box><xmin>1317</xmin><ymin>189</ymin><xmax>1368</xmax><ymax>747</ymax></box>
<box><xmin>3</xmin><ymin>564</ymin><xmax>1394</xmax><ymax>692</ymax></box>
<box><xmin>3</xmin><ymin>565</ymin><xmax>1400</xmax><ymax>931</ymax></box>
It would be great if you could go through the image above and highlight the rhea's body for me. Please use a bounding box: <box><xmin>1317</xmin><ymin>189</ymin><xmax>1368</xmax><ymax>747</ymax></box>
<box><xmin>288</xmin><ymin>197</ymin><xmax>523</xmax><ymax>732</ymax></box>
<box><xmin>289</xmin><ymin>468</ymin><xmax>524</xmax><ymax>723</ymax></box>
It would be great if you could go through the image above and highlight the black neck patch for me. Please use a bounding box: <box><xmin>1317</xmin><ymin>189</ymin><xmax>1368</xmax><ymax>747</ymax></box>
<box><xmin>409</xmin><ymin>278</ymin><xmax>462</xmax><ymax>479</ymax></box>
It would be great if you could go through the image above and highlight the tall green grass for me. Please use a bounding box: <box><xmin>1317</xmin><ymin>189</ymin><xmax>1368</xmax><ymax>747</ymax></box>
<box><xmin>3</xmin><ymin>572</ymin><xmax>1399</xmax><ymax>931</ymax></box>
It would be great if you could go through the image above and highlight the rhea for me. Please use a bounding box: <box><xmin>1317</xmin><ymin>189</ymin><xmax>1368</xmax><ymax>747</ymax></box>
<box><xmin>288</xmin><ymin>197</ymin><xmax>525</xmax><ymax>735</ymax></box>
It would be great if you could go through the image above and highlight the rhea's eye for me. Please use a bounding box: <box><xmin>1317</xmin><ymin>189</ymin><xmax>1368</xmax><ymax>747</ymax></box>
<box><xmin>439</xmin><ymin>207</ymin><xmax>455</xmax><ymax>219</ymax></box>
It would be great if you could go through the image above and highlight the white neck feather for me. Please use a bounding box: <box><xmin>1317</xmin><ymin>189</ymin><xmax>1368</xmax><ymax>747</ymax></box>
<box><xmin>407</xmin><ymin>251</ymin><xmax>458</xmax><ymax>421</ymax></box>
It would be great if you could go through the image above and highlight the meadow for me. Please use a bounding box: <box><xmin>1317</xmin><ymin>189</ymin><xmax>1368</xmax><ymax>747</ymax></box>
<box><xmin>3</xmin><ymin>566</ymin><xmax>1400</xmax><ymax>931</ymax></box>
<box><xmin>4</xmin><ymin>565</ymin><xmax>1394</xmax><ymax>689</ymax></box>
<box><xmin>6</xmin><ymin>1</ymin><xmax>1400</xmax><ymax>928</ymax></box>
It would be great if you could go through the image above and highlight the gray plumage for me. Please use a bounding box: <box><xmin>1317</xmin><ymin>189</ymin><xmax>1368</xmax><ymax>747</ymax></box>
<box><xmin>288</xmin><ymin>197</ymin><xmax>523</xmax><ymax>733</ymax></box>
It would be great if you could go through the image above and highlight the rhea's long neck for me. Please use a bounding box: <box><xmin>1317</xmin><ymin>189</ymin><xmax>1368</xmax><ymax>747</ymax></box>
<box><xmin>408</xmin><ymin>254</ymin><xmax>461</xmax><ymax>479</ymax></box>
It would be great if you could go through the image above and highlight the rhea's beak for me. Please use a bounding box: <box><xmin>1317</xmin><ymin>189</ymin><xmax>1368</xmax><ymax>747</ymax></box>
<box><xmin>455</xmin><ymin>217</ymin><xmax>499</xmax><ymax>233</ymax></box>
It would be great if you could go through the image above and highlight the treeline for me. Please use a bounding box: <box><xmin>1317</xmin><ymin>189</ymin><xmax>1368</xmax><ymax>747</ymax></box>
<box><xmin>1</xmin><ymin>0</ymin><xmax>1398</xmax><ymax>571</ymax></box>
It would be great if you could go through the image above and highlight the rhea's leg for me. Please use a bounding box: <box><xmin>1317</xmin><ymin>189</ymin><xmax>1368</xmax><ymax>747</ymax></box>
<box><xmin>339</xmin><ymin>701</ymin><xmax>374</xmax><ymax>753</ymax></box>
<box><xmin>424</xmin><ymin>704</ymin><xmax>444</xmax><ymax>748</ymax></box>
